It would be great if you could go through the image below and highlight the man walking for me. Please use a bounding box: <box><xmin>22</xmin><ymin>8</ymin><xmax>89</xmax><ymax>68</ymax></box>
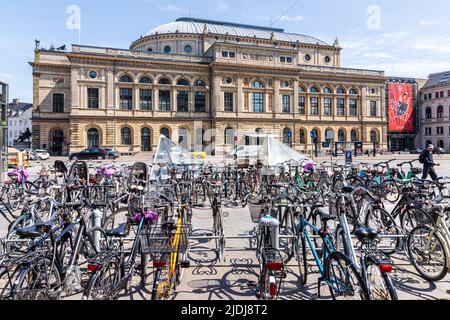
<box><xmin>420</xmin><ymin>144</ymin><xmax>440</xmax><ymax>181</ymax></box>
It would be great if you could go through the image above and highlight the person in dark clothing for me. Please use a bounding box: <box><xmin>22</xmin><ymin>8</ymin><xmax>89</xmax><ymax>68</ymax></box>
<box><xmin>421</xmin><ymin>144</ymin><xmax>440</xmax><ymax>181</ymax></box>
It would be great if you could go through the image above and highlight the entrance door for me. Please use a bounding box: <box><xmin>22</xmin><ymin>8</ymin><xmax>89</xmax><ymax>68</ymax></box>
<box><xmin>52</xmin><ymin>130</ymin><xmax>64</xmax><ymax>155</ymax></box>
<box><xmin>87</xmin><ymin>128</ymin><xmax>100</xmax><ymax>148</ymax></box>
<box><xmin>141</xmin><ymin>128</ymin><xmax>152</xmax><ymax>152</ymax></box>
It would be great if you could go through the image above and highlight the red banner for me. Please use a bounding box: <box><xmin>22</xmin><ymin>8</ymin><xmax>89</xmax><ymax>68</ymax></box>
<box><xmin>388</xmin><ymin>83</ymin><xmax>414</xmax><ymax>132</ymax></box>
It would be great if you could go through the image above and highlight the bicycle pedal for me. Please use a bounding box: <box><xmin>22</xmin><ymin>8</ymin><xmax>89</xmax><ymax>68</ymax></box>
<box><xmin>180</xmin><ymin>260</ymin><xmax>190</xmax><ymax>268</ymax></box>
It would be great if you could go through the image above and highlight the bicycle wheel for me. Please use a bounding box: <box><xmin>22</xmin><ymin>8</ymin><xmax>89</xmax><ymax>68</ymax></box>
<box><xmin>213</xmin><ymin>208</ymin><xmax>225</xmax><ymax>261</ymax></box>
<box><xmin>325</xmin><ymin>252</ymin><xmax>369</xmax><ymax>300</ymax></box>
<box><xmin>401</xmin><ymin>208</ymin><xmax>434</xmax><ymax>234</ymax></box>
<box><xmin>82</xmin><ymin>259</ymin><xmax>121</xmax><ymax>300</ymax></box>
<box><xmin>365</xmin><ymin>207</ymin><xmax>400</xmax><ymax>255</ymax></box>
<box><xmin>382</xmin><ymin>181</ymin><xmax>400</xmax><ymax>203</ymax></box>
<box><xmin>407</xmin><ymin>226</ymin><xmax>449</xmax><ymax>282</ymax></box>
<box><xmin>11</xmin><ymin>258</ymin><xmax>62</xmax><ymax>300</ymax></box>
<box><xmin>295</xmin><ymin>231</ymin><xmax>307</xmax><ymax>285</ymax></box>
<box><xmin>365</xmin><ymin>260</ymin><xmax>398</xmax><ymax>300</ymax></box>
<box><xmin>334</xmin><ymin>224</ymin><xmax>350</xmax><ymax>258</ymax></box>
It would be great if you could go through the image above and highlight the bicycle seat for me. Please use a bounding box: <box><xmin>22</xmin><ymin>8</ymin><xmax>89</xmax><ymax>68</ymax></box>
<box><xmin>106</xmin><ymin>223</ymin><xmax>128</xmax><ymax>238</ymax></box>
<box><xmin>318</xmin><ymin>210</ymin><xmax>336</xmax><ymax>222</ymax></box>
<box><xmin>354</xmin><ymin>225</ymin><xmax>379</xmax><ymax>241</ymax></box>
<box><xmin>16</xmin><ymin>226</ymin><xmax>43</xmax><ymax>239</ymax></box>
<box><xmin>342</xmin><ymin>186</ymin><xmax>355</xmax><ymax>194</ymax></box>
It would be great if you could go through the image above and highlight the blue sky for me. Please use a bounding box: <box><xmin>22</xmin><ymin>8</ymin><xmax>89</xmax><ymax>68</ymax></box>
<box><xmin>1</xmin><ymin>0</ymin><xmax>450</xmax><ymax>102</ymax></box>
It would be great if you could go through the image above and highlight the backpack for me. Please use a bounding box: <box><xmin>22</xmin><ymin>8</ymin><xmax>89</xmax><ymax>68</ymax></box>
<box><xmin>419</xmin><ymin>152</ymin><xmax>425</xmax><ymax>164</ymax></box>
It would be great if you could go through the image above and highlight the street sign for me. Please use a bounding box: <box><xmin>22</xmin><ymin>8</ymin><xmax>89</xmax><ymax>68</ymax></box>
<box><xmin>345</xmin><ymin>150</ymin><xmax>353</xmax><ymax>164</ymax></box>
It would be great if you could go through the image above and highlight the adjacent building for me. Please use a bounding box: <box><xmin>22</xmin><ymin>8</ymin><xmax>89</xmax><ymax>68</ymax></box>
<box><xmin>31</xmin><ymin>17</ymin><xmax>388</xmax><ymax>156</ymax></box>
<box><xmin>0</xmin><ymin>81</ymin><xmax>8</xmax><ymax>181</ymax></box>
<box><xmin>386</xmin><ymin>77</ymin><xmax>427</xmax><ymax>151</ymax></box>
<box><xmin>420</xmin><ymin>71</ymin><xmax>450</xmax><ymax>151</ymax></box>
<box><xmin>8</xmin><ymin>99</ymin><xmax>32</xmax><ymax>149</ymax></box>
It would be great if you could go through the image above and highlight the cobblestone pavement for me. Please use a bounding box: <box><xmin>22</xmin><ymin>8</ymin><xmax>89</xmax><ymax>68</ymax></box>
<box><xmin>1</xmin><ymin>155</ymin><xmax>450</xmax><ymax>300</ymax></box>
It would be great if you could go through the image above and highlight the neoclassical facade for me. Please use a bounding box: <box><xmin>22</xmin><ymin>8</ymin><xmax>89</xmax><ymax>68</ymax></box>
<box><xmin>31</xmin><ymin>17</ymin><xmax>388</xmax><ymax>156</ymax></box>
<box><xmin>420</xmin><ymin>71</ymin><xmax>450</xmax><ymax>150</ymax></box>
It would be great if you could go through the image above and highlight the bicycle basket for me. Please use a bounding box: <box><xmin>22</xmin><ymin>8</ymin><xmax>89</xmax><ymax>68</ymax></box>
<box><xmin>140</xmin><ymin>224</ymin><xmax>191</xmax><ymax>254</ymax></box>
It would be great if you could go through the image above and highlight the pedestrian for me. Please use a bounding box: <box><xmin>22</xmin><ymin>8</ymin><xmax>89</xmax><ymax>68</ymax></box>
<box><xmin>419</xmin><ymin>144</ymin><xmax>440</xmax><ymax>181</ymax></box>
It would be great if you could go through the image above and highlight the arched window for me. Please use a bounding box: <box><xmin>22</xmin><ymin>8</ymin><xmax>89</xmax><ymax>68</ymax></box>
<box><xmin>426</xmin><ymin>107</ymin><xmax>432</xmax><ymax>119</ymax></box>
<box><xmin>196</xmin><ymin>128</ymin><xmax>205</xmax><ymax>146</ymax></box>
<box><xmin>184</xmin><ymin>45</ymin><xmax>193</xmax><ymax>53</ymax></box>
<box><xmin>178</xmin><ymin>128</ymin><xmax>188</xmax><ymax>148</ymax></box>
<box><xmin>338</xmin><ymin>129</ymin><xmax>346</xmax><ymax>142</ymax></box>
<box><xmin>437</xmin><ymin>105</ymin><xmax>444</xmax><ymax>118</ymax></box>
<box><xmin>163</xmin><ymin>46</ymin><xmax>172</xmax><ymax>53</ymax></box>
<box><xmin>119</xmin><ymin>75</ymin><xmax>133</xmax><ymax>83</ymax></box>
<box><xmin>310</xmin><ymin>86</ymin><xmax>319</xmax><ymax>93</ymax></box>
<box><xmin>141</xmin><ymin>127</ymin><xmax>152</xmax><ymax>152</ymax></box>
<box><xmin>158</xmin><ymin>78</ymin><xmax>171</xmax><ymax>85</ymax></box>
<box><xmin>370</xmin><ymin>130</ymin><xmax>378</xmax><ymax>143</ymax></box>
<box><xmin>255</xmin><ymin>128</ymin><xmax>265</xmax><ymax>134</ymax></box>
<box><xmin>299</xmin><ymin>129</ymin><xmax>306</xmax><ymax>144</ymax></box>
<box><xmin>349</xmin><ymin>88</ymin><xmax>358</xmax><ymax>95</ymax></box>
<box><xmin>139</xmin><ymin>77</ymin><xmax>152</xmax><ymax>84</ymax></box>
<box><xmin>160</xmin><ymin>127</ymin><xmax>170</xmax><ymax>139</ymax></box>
<box><xmin>298</xmin><ymin>86</ymin><xmax>306</xmax><ymax>93</ymax></box>
<box><xmin>351</xmin><ymin>130</ymin><xmax>358</xmax><ymax>142</ymax></box>
<box><xmin>224</xmin><ymin>127</ymin><xmax>235</xmax><ymax>145</ymax></box>
<box><xmin>310</xmin><ymin>129</ymin><xmax>319</xmax><ymax>143</ymax></box>
<box><xmin>283</xmin><ymin>128</ymin><xmax>292</xmax><ymax>146</ymax></box>
<box><xmin>325</xmin><ymin>129</ymin><xmax>334</xmax><ymax>143</ymax></box>
<box><xmin>121</xmin><ymin>127</ymin><xmax>132</xmax><ymax>145</ymax></box>
<box><xmin>87</xmin><ymin>128</ymin><xmax>99</xmax><ymax>148</ymax></box>
<box><xmin>252</xmin><ymin>81</ymin><xmax>264</xmax><ymax>88</ymax></box>
<box><xmin>323</xmin><ymin>87</ymin><xmax>333</xmax><ymax>94</ymax></box>
<box><xmin>51</xmin><ymin>130</ymin><xmax>64</xmax><ymax>154</ymax></box>
<box><xmin>177</xmin><ymin>79</ymin><xmax>190</xmax><ymax>86</ymax></box>
<box><xmin>195</xmin><ymin>79</ymin><xmax>206</xmax><ymax>87</ymax></box>
<box><xmin>336</xmin><ymin>87</ymin><xmax>346</xmax><ymax>94</ymax></box>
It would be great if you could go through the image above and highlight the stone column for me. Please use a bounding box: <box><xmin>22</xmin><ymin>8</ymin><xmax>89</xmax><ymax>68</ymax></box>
<box><xmin>274</xmin><ymin>79</ymin><xmax>281</xmax><ymax>113</ymax></box>
<box><xmin>293</xmin><ymin>80</ymin><xmax>299</xmax><ymax>115</ymax></box>
<box><xmin>211</xmin><ymin>75</ymin><xmax>221</xmax><ymax>113</ymax></box>
<box><xmin>237</xmin><ymin>78</ymin><xmax>244</xmax><ymax>113</ymax></box>
<box><xmin>71</xmin><ymin>67</ymin><xmax>79</xmax><ymax>110</ymax></box>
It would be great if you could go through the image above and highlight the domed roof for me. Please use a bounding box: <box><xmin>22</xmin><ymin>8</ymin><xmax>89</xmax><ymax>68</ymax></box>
<box><xmin>144</xmin><ymin>18</ymin><xmax>329</xmax><ymax>46</ymax></box>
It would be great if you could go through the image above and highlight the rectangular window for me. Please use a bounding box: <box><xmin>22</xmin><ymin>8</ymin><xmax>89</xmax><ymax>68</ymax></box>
<box><xmin>448</xmin><ymin>90</ymin><xmax>450</xmax><ymax>97</ymax></box>
<box><xmin>159</xmin><ymin>90</ymin><xmax>171</xmax><ymax>111</ymax></box>
<box><xmin>280</xmin><ymin>57</ymin><xmax>286</xmax><ymax>63</ymax></box>
<box><xmin>436</xmin><ymin>92</ymin><xmax>439</xmax><ymax>99</ymax></box>
<box><xmin>222</xmin><ymin>51</ymin><xmax>229</xmax><ymax>58</ymax></box>
<box><xmin>337</xmin><ymin>98</ymin><xmax>345</xmax><ymax>116</ymax></box>
<box><xmin>310</xmin><ymin>97</ymin><xmax>319</xmax><ymax>115</ymax></box>
<box><xmin>229</xmin><ymin>52</ymin><xmax>236</xmax><ymax>58</ymax></box>
<box><xmin>370</xmin><ymin>101</ymin><xmax>377</xmax><ymax>117</ymax></box>
<box><xmin>423</xmin><ymin>94</ymin><xmax>427</xmax><ymax>101</ymax></box>
<box><xmin>286</xmin><ymin>57</ymin><xmax>292</xmax><ymax>63</ymax></box>
<box><xmin>195</xmin><ymin>92</ymin><xmax>206</xmax><ymax>112</ymax></box>
<box><xmin>224</xmin><ymin>92</ymin><xmax>234</xmax><ymax>112</ymax></box>
<box><xmin>177</xmin><ymin>91</ymin><xmax>189</xmax><ymax>112</ymax></box>
<box><xmin>87</xmin><ymin>88</ymin><xmax>99</xmax><ymax>109</ymax></box>
<box><xmin>139</xmin><ymin>89</ymin><xmax>152</xmax><ymax>111</ymax></box>
<box><xmin>282</xmin><ymin>95</ymin><xmax>291</xmax><ymax>113</ymax></box>
<box><xmin>119</xmin><ymin>88</ymin><xmax>133</xmax><ymax>110</ymax></box>
<box><xmin>323</xmin><ymin>98</ymin><xmax>332</xmax><ymax>116</ymax></box>
<box><xmin>440</xmin><ymin>91</ymin><xmax>444</xmax><ymax>98</ymax></box>
<box><xmin>253</xmin><ymin>93</ymin><xmax>264</xmax><ymax>113</ymax></box>
<box><xmin>349</xmin><ymin>99</ymin><xmax>357</xmax><ymax>116</ymax></box>
<box><xmin>298</xmin><ymin>96</ymin><xmax>305</xmax><ymax>114</ymax></box>
<box><xmin>53</xmin><ymin>93</ymin><xmax>64</xmax><ymax>113</ymax></box>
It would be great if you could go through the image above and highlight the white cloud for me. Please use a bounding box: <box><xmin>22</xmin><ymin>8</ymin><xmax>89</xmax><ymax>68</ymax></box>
<box><xmin>419</xmin><ymin>20</ymin><xmax>438</xmax><ymax>26</ymax></box>
<box><xmin>363</xmin><ymin>52</ymin><xmax>395</xmax><ymax>60</ymax></box>
<box><xmin>157</xmin><ymin>3</ymin><xmax>183</xmax><ymax>12</ymax></box>
<box><xmin>279</xmin><ymin>15</ymin><xmax>303</xmax><ymax>22</ymax></box>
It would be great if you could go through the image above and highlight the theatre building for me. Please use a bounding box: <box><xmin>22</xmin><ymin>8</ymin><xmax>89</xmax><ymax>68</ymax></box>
<box><xmin>31</xmin><ymin>17</ymin><xmax>388</xmax><ymax>156</ymax></box>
